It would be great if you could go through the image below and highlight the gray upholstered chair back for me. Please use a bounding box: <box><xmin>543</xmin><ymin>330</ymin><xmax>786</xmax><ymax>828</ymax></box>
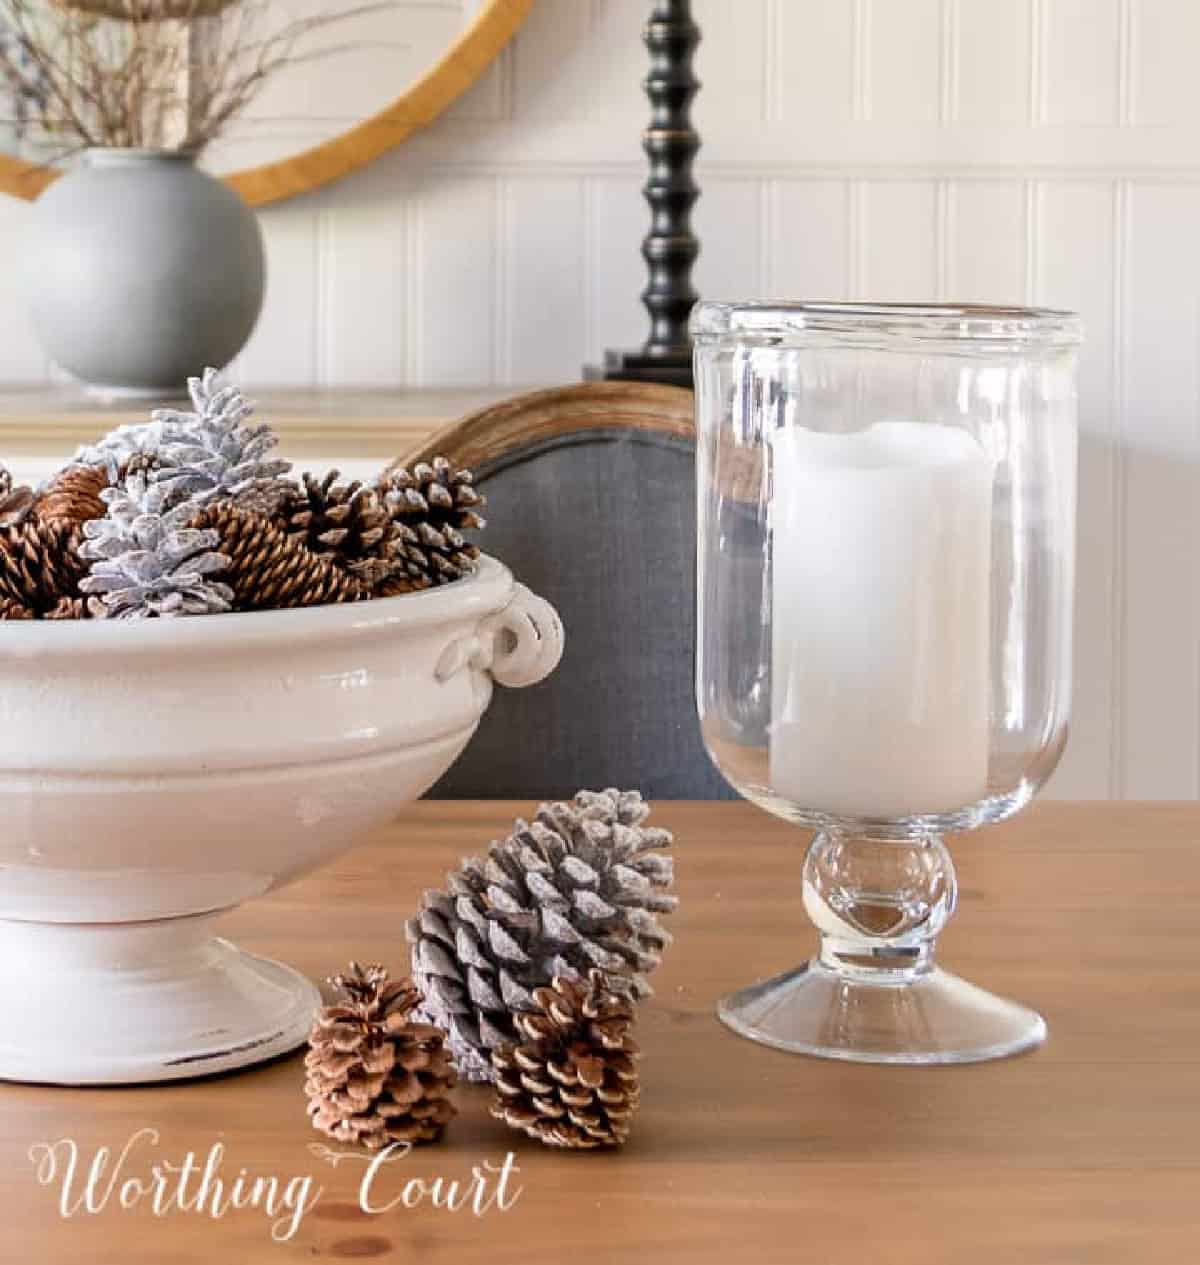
<box><xmin>403</xmin><ymin>384</ymin><xmax>734</xmax><ymax>801</ymax></box>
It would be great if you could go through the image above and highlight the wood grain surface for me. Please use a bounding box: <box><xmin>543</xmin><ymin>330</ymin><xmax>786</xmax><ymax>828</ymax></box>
<box><xmin>395</xmin><ymin>381</ymin><xmax>696</xmax><ymax>474</ymax></box>
<box><xmin>0</xmin><ymin>800</ymin><xmax>1196</xmax><ymax>1265</ymax></box>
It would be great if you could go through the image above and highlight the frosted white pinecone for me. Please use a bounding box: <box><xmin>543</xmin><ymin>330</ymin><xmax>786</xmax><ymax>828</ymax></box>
<box><xmin>75</xmin><ymin>369</ymin><xmax>290</xmax><ymax>513</ymax></box>
<box><xmin>146</xmin><ymin>369</ymin><xmax>291</xmax><ymax>509</ymax></box>
<box><xmin>78</xmin><ymin>473</ymin><xmax>233</xmax><ymax>619</ymax></box>
<box><xmin>407</xmin><ymin>788</ymin><xmax>677</xmax><ymax>1082</ymax></box>
<box><xmin>74</xmin><ymin>418</ymin><xmax>169</xmax><ymax>475</ymax></box>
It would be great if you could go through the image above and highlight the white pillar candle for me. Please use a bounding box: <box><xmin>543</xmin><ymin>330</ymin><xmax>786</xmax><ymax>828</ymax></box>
<box><xmin>770</xmin><ymin>421</ymin><xmax>994</xmax><ymax>818</ymax></box>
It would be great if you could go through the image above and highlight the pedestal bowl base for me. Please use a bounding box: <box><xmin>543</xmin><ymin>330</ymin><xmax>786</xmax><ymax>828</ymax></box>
<box><xmin>718</xmin><ymin>960</ymin><xmax>1047</xmax><ymax>1065</ymax></box>
<box><xmin>0</xmin><ymin>914</ymin><xmax>319</xmax><ymax>1085</ymax></box>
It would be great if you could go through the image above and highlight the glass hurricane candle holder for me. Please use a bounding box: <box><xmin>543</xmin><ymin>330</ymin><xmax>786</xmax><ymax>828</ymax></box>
<box><xmin>692</xmin><ymin>301</ymin><xmax>1080</xmax><ymax>1064</ymax></box>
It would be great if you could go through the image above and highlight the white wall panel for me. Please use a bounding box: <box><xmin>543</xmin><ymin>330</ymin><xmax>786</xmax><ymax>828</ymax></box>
<box><xmin>1042</xmin><ymin>0</ymin><xmax>1122</xmax><ymax>125</ymax></box>
<box><xmin>587</xmin><ymin>0</ymin><xmax>649</xmax><ymax>129</ymax></box>
<box><xmin>510</xmin><ymin>0</ymin><xmax>593</xmax><ymax>125</ymax></box>
<box><xmin>1118</xmin><ymin>183</ymin><xmax>1200</xmax><ymax>796</ymax></box>
<box><xmin>865</xmin><ymin>0</ymin><xmax>943</xmax><ymax>123</ymax></box>
<box><xmin>861</xmin><ymin>181</ymin><xmax>938</xmax><ymax>300</ymax></box>
<box><xmin>1133</xmin><ymin>0</ymin><xmax>1200</xmax><ymax>125</ymax></box>
<box><xmin>956</xmin><ymin>0</ymin><xmax>1031</xmax><ymax>125</ymax></box>
<box><xmin>505</xmin><ymin>178</ymin><xmax>588</xmax><ymax>384</ymax></box>
<box><xmin>694</xmin><ymin>179</ymin><xmax>764</xmax><ymax>305</ymax></box>
<box><xmin>411</xmin><ymin>178</ymin><xmax>497</xmax><ymax>386</ymax></box>
<box><xmin>692</xmin><ymin>0</ymin><xmax>770</xmax><ymax>126</ymax></box>
<box><xmin>764</xmin><ymin>181</ymin><xmax>850</xmax><ymax>301</ymax></box>
<box><xmin>1036</xmin><ymin>182</ymin><xmax>1118</xmax><ymax>797</ymax></box>
<box><xmin>773</xmin><ymin>0</ymin><xmax>856</xmax><ymax>125</ymax></box>
<box><xmin>947</xmin><ymin>180</ymin><xmax>1026</xmax><ymax>303</ymax></box>
<box><xmin>0</xmin><ymin>197</ymin><xmax>47</xmax><ymax>383</ymax></box>
<box><xmin>321</xmin><ymin>170</ymin><xmax>410</xmax><ymax>387</ymax></box>
<box><xmin>586</xmin><ymin>176</ymin><xmax>646</xmax><ymax>361</ymax></box>
<box><xmin>236</xmin><ymin>199</ymin><xmax>319</xmax><ymax>388</ymax></box>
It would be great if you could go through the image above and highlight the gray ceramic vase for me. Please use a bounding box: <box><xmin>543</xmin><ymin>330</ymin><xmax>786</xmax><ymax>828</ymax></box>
<box><xmin>25</xmin><ymin>149</ymin><xmax>265</xmax><ymax>397</ymax></box>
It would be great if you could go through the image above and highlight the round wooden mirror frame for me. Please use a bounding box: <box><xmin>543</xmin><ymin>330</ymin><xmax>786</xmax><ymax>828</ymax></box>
<box><xmin>0</xmin><ymin>0</ymin><xmax>534</xmax><ymax>208</ymax></box>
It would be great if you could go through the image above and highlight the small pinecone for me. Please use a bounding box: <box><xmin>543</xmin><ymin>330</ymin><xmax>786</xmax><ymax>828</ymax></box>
<box><xmin>407</xmin><ymin>788</ymin><xmax>676</xmax><ymax>1082</ymax></box>
<box><xmin>305</xmin><ymin>963</ymin><xmax>457</xmax><ymax>1151</ymax></box>
<box><xmin>187</xmin><ymin>504</ymin><xmax>365</xmax><ymax>611</ymax></box>
<box><xmin>283</xmin><ymin>472</ymin><xmax>390</xmax><ymax>576</ymax></box>
<box><xmin>34</xmin><ymin>463</ymin><xmax>110</xmax><ymax>526</ymax></box>
<box><xmin>0</xmin><ymin>518</ymin><xmax>87</xmax><ymax>616</ymax></box>
<box><xmin>0</xmin><ymin>467</ymin><xmax>34</xmax><ymax>528</ymax></box>
<box><xmin>376</xmin><ymin>457</ymin><xmax>485</xmax><ymax>594</ymax></box>
<box><xmin>491</xmin><ymin>970</ymin><xmax>640</xmax><ymax>1150</ymax></box>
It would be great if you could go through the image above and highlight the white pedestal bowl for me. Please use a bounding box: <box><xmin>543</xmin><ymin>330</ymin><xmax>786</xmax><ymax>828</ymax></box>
<box><xmin>0</xmin><ymin>556</ymin><xmax>562</xmax><ymax>1085</ymax></box>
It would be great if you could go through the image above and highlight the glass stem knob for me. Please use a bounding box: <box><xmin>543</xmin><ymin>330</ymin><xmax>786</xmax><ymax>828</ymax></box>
<box><xmin>802</xmin><ymin>832</ymin><xmax>957</xmax><ymax>980</ymax></box>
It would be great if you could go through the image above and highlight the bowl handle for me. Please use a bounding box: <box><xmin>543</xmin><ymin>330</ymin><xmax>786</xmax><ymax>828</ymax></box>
<box><xmin>435</xmin><ymin>584</ymin><xmax>564</xmax><ymax>689</ymax></box>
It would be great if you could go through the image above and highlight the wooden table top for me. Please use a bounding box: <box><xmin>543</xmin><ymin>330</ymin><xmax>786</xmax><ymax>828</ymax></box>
<box><xmin>1</xmin><ymin>800</ymin><xmax>1196</xmax><ymax>1264</ymax></box>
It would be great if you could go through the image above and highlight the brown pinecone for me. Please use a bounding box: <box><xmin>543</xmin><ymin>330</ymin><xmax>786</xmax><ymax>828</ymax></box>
<box><xmin>379</xmin><ymin>457</ymin><xmax>486</xmax><ymax>532</ymax></box>
<box><xmin>375</xmin><ymin>457</ymin><xmax>485</xmax><ymax>595</ymax></box>
<box><xmin>45</xmin><ymin>596</ymin><xmax>87</xmax><ymax>620</ymax></box>
<box><xmin>0</xmin><ymin>597</ymin><xmax>31</xmax><ymax>620</ymax></box>
<box><xmin>305</xmin><ymin>963</ymin><xmax>457</xmax><ymax>1151</ymax></box>
<box><xmin>282</xmin><ymin>472</ymin><xmax>390</xmax><ymax>575</ymax></box>
<box><xmin>491</xmin><ymin>970</ymin><xmax>640</xmax><ymax>1150</ymax></box>
<box><xmin>34</xmin><ymin>463</ymin><xmax>109</xmax><ymax>526</ymax></box>
<box><xmin>0</xmin><ymin>518</ymin><xmax>87</xmax><ymax>616</ymax></box>
<box><xmin>187</xmin><ymin>504</ymin><xmax>364</xmax><ymax>611</ymax></box>
<box><xmin>0</xmin><ymin>466</ymin><xmax>35</xmax><ymax>528</ymax></box>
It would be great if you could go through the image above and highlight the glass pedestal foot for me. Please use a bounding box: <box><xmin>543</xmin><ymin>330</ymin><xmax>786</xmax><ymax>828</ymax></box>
<box><xmin>716</xmin><ymin>830</ymin><xmax>1046</xmax><ymax>1064</ymax></box>
<box><xmin>718</xmin><ymin>960</ymin><xmax>1046</xmax><ymax>1065</ymax></box>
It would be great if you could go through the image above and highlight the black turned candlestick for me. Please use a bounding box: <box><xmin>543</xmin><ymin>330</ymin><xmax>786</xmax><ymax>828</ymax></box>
<box><xmin>589</xmin><ymin>0</ymin><xmax>701</xmax><ymax>388</ymax></box>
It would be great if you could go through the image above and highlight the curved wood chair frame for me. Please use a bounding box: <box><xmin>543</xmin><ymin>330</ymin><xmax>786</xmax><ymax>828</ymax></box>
<box><xmin>393</xmin><ymin>381</ymin><xmax>696</xmax><ymax>474</ymax></box>
<box><xmin>0</xmin><ymin>0</ymin><xmax>533</xmax><ymax>208</ymax></box>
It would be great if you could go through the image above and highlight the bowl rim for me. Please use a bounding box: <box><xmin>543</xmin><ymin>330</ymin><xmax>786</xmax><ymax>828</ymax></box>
<box><xmin>0</xmin><ymin>553</ymin><xmax>515</xmax><ymax>656</ymax></box>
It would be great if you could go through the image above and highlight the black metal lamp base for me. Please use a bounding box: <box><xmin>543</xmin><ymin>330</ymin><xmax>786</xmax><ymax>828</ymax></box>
<box><xmin>586</xmin><ymin>348</ymin><xmax>694</xmax><ymax>389</ymax></box>
<box><xmin>585</xmin><ymin>1</ymin><xmax>701</xmax><ymax>393</ymax></box>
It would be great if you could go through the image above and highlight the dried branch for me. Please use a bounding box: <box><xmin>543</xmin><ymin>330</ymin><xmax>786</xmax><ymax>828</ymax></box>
<box><xmin>0</xmin><ymin>0</ymin><xmax>391</xmax><ymax>155</ymax></box>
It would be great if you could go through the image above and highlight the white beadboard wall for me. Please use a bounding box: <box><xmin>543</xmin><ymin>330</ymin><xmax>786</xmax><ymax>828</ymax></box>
<box><xmin>0</xmin><ymin>0</ymin><xmax>1198</xmax><ymax>799</ymax></box>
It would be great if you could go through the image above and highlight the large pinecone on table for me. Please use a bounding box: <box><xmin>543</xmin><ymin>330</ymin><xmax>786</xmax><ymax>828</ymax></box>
<box><xmin>375</xmin><ymin>458</ymin><xmax>485</xmax><ymax>595</ymax></box>
<box><xmin>281</xmin><ymin>471</ymin><xmax>390</xmax><ymax>580</ymax></box>
<box><xmin>187</xmin><ymin>503</ymin><xmax>365</xmax><ymax>611</ymax></box>
<box><xmin>0</xmin><ymin>518</ymin><xmax>87</xmax><ymax>617</ymax></box>
<box><xmin>491</xmin><ymin>970</ymin><xmax>640</xmax><ymax>1150</ymax></box>
<box><xmin>406</xmin><ymin>789</ymin><xmax>676</xmax><ymax>1083</ymax></box>
<box><xmin>305</xmin><ymin>963</ymin><xmax>457</xmax><ymax>1151</ymax></box>
<box><xmin>35</xmin><ymin>463</ymin><xmax>109</xmax><ymax>526</ymax></box>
